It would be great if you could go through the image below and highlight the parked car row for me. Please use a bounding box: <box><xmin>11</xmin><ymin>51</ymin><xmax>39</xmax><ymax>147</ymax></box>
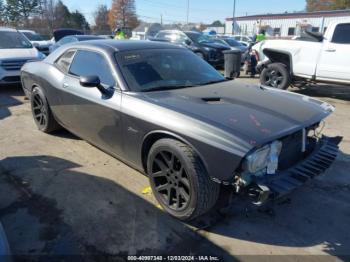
<box><xmin>150</xmin><ymin>30</ymin><xmax>251</xmax><ymax>68</ymax></box>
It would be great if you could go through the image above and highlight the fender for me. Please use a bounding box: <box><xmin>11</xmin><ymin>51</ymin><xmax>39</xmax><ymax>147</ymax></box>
<box><xmin>259</xmin><ymin>48</ymin><xmax>294</xmax><ymax>74</ymax></box>
<box><xmin>141</xmin><ymin>130</ymin><xmax>211</xmax><ymax>179</ymax></box>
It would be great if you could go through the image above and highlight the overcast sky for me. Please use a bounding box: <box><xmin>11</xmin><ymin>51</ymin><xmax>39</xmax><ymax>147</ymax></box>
<box><xmin>64</xmin><ymin>0</ymin><xmax>306</xmax><ymax>24</ymax></box>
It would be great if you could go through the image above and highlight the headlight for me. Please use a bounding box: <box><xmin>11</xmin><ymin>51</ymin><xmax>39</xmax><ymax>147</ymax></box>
<box><xmin>243</xmin><ymin>141</ymin><xmax>282</xmax><ymax>174</ymax></box>
<box><xmin>203</xmin><ymin>47</ymin><xmax>213</xmax><ymax>51</ymax></box>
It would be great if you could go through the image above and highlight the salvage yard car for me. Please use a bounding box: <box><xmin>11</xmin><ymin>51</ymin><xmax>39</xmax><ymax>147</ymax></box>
<box><xmin>21</xmin><ymin>40</ymin><xmax>339</xmax><ymax>221</ymax></box>
<box><xmin>257</xmin><ymin>20</ymin><xmax>350</xmax><ymax>89</ymax></box>
<box><xmin>153</xmin><ymin>30</ymin><xmax>230</xmax><ymax>67</ymax></box>
<box><xmin>0</xmin><ymin>27</ymin><xmax>46</xmax><ymax>86</ymax></box>
<box><xmin>20</xmin><ymin>30</ymin><xmax>52</xmax><ymax>55</ymax></box>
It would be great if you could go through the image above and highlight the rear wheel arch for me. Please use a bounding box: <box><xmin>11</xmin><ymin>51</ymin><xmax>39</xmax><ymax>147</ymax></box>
<box><xmin>141</xmin><ymin>131</ymin><xmax>208</xmax><ymax>175</ymax></box>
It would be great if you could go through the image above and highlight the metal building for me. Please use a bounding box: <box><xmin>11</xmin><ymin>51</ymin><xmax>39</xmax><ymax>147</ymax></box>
<box><xmin>225</xmin><ymin>9</ymin><xmax>350</xmax><ymax>37</ymax></box>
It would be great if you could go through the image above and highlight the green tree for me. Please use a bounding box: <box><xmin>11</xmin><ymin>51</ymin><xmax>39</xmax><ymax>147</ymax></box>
<box><xmin>0</xmin><ymin>0</ymin><xmax>6</xmax><ymax>25</ymax></box>
<box><xmin>71</xmin><ymin>10</ymin><xmax>90</xmax><ymax>31</ymax></box>
<box><xmin>210</xmin><ymin>20</ymin><xmax>223</xmax><ymax>27</ymax></box>
<box><xmin>332</xmin><ymin>0</ymin><xmax>350</xmax><ymax>9</ymax></box>
<box><xmin>53</xmin><ymin>0</ymin><xmax>71</xmax><ymax>28</ymax></box>
<box><xmin>306</xmin><ymin>0</ymin><xmax>350</xmax><ymax>11</ymax></box>
<box><xmin>6</xmin><ymin>0</ymin><xmax>40</xmax><ymax>26</ymax></box>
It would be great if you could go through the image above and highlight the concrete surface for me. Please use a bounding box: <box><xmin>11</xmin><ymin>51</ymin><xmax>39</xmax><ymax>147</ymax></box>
<box><xmin>0</xmin><ymin>80</ymin><xmax>349</xmax><ymax>261</ymax></box>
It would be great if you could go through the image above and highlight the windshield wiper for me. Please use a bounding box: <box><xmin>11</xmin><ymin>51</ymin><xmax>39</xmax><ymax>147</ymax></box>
<box><xmin>142</xmin><ymin>85</ymin><xmax>196</xmax><ymax>92</ymax></box>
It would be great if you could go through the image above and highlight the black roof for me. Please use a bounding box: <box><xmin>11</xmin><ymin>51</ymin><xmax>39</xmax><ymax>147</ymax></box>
<box><xmin>77</xmin><ymin>40</ymin><xmax>183</xmax><ymax>52</ymax></box>
<box><xmin>74</xmin><ymin>35</ymin><xmax>105</xmax><ymax>41</ymax></box>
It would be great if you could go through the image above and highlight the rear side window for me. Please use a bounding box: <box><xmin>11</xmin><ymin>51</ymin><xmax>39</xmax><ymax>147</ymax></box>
<box><xmin>332</xmin><ymin>23</ymin><xmax>350</xmax><ymax>44</ymax></box>
<box><xmin>69</xmin><ymin>50</ymin><xmax>115</xmax><ymax>87</ymax></box>
<box><xmin>55</xmin><ymin>50</ymin><xmax>76</xmax><ymax>73</ymax></box>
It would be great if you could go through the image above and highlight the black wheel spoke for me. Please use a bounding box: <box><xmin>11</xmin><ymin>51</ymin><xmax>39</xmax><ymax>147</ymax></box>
<box><xmin>151</xmin><ymin>150</ymin><xmax>191</xmax><ymax>211</ymax></box>
<box><xmin>32</xmin><ymin>94</ymin><xmax>48</xmax><ymax>128</ymax></box>
<box><xmin>179</xmin><ymin>188</ymin><xmax>190</xmax><ymax>202</ymax></box>
<box><xmin>167</xmin><ymin>188</ymin><xmax>172</xmax><ymax>205</ymax></box>
<box><xmin>156</xmin><ymin>183</ymin><xmax>169</xmax><ymax>192</ymax></box>
<box><xmin>180</xmin><ymin>177</ymin><xmax>190</xmax><ymax>189</ymax></box>
<box><xmin>152</xmin><ymin>170</ymin><xmax>166</xmax><ymax>178</ymax></box>
<box><xmin>154</xmin><ymin>158</ymin><xmax>167</xmax><ymax>171</ymax></box>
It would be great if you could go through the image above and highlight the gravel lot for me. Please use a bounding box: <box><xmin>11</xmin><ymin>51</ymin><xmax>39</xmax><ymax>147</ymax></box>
<box><xmin>0</xmin><ymin>78</ymin><xmax>349</xmax><ymax>261</ymax></box>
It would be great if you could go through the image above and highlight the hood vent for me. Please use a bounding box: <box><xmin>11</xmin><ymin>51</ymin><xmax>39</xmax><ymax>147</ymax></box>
<box><xmin>202</xmin><ymin>97</ymin><xmax>224</xmax><ymax>104</ymax></box>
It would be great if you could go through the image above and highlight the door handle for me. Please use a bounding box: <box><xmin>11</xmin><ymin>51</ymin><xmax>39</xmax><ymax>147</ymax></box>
<box><xmin>325</xmin><ymin>49</ymin><xmax>336</xmax><ymax>52</ymax></box>
<box><xmin>63</xmin><ymin>83</ymin><xmax>69</xmax><ymax>88</ymax></box>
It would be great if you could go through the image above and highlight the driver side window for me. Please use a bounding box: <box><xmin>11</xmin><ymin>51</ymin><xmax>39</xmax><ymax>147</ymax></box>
<box><xmin>69</xmin><ymin>50</ymin><xmax>116</xmax><ymax>87</ymax></box>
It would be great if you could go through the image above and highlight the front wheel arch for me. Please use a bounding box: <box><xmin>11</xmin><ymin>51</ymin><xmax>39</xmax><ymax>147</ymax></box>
<box><xmin>141</xmin><ymin>131</ymin><xmax>208</xmax><ymax>176</ymax></box>
<box><xmin>263</xmin><ymin>49</ymin><xmax>293</xmax><ymax>73</ymax></box>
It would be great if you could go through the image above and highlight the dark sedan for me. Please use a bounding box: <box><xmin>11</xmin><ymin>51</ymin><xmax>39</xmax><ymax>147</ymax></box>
<box><xmin>153</xmin><ymin>30</ymin><xmax>230</xmax><ymax>67</ymax></box>
<box><xmin>49</xmin><ymin>35</ymin><xmax>105</xmax><ymax>53</ymax></box>
<box><xmin>21</xmin><ymin>40</ymin><xmax>339</xmax><ymax>221</ymax></box>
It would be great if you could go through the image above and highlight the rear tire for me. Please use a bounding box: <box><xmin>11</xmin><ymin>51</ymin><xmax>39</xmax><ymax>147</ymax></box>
<box><xmin>260</xmin><ymin>63</ymin><xmax>291</xmax><ymax>90</ymax></box>
<box><xmin>31</xmin><ymin>86</ymin><xmax>61</xmax><ymax>133</ymax></box>
<box><xmin>147</xmin><ymin>138</ymin><xmax>220</xmax><ymax>221</ymax></box>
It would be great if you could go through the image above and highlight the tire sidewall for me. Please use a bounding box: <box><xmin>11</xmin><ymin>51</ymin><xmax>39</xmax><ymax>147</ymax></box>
<box><xmin>260</xmin><ymin>63</ymin><xmax>290</xmax><ymax>90</ymax></box>
<box><xmin>31</xmin><ymin>86</ymin><xmax>50</xmax><ymax>131</ymax></box>
<box><xmin>147</xmin><ymin>140</ymin><xmax>200</xmax><ymax>220</ymax></box>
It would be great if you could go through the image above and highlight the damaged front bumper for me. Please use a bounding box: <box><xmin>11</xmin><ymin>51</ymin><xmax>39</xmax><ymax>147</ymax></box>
<box><xmin>247</xmin><ymin>136</ymin><xmax>340</xmax><ymax>205</ymax></box>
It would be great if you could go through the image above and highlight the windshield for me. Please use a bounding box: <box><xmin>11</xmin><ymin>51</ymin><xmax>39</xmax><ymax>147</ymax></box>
<box><xmin>223</xmin><ymin>38</ymin><xmax>242</xmax><ymax>47</ymax></box>
<box><xmin>0</xmin><ymin>31</ymin><xmax>33</xmax><ymax>49</ymax></box>
<box><xmin>187</xmin><ymin>33</ymin><xmax>213</xmax><ymax>44</ymax></box>
<box><xmin>116</xmin><ymin>49</ymin><xmax>226</xmax><ymax>92</ymax></box>
<box><xmin>23</xmin><ymin>32</ymin><xmax>43</xmax><ymax>41</ymax></box>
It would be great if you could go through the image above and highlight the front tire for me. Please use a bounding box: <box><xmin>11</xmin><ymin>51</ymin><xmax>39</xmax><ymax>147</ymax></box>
<box><xmin>260</xmin><ymin>63</ymin><xmax>291</xmax><ymax>90</ymax></box>
<box><xmin>31</xmin><ymin>86</ymin><xmax>60</xmax><ymax>133</ymax></box>
<box><xmin>147</xmin><ymin>139</ymin><xmax>220</xmax><ymax>221</ymax></box>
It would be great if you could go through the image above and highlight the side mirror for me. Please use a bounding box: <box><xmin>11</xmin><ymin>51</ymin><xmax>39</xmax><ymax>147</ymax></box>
<box><xmin>80</xmin><ymin>75</ymin><xmax>101</xmax><ymax>88</ymax></box>
<box><xmin>32</xmin><ymin>42</ymin><xmax>39</xmax><ymax>48</ymax></box>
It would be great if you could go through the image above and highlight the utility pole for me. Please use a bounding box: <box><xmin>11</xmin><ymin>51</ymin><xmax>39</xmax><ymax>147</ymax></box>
<box><xmin>186</xmin><ymin>0</ymin><xmax>190</xmax><ymax>25</ymax></box>
<box><xmin>160</xmin><ymin>14</ymin><xmax>163</xmax><ymax>25</ymax></box>
<box><xmin>232</xmin><ymin>0</ymin><xmax>236</xmax><ymax>35</ymax></box>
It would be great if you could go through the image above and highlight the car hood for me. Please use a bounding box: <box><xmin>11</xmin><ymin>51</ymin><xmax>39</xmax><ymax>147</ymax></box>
<box><xmin>200</xmin><ymin>42</ymin><xmax>230</xmax><ymax>50</ymax></box>
<box><xmin>141</xmin><ymin>82</ymin><xmax>333</xmax><ymax>146</ymax></box>
<box><xmin>0</xmin><ymin>48</ymin><xmax>39</xmax><ymax>60</ymax></box>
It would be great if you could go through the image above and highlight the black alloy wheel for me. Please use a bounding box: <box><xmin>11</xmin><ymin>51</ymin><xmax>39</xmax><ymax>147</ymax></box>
<box><xmin>31</xmin><ymin>86</ymin><xmax>60</xmax><ymax>133</ymax></box>
<box><xmin>260</xmin><ymin>62</ymin><xmax>291</xmax><ymax>90</ymax></box>
<box><xmin>32</xmin><ymin>93</ymin><xmax>48</xmax><ymax>129</ymax></box>
<box><xmin>150</xmin><ymin>150</ymin><xmax>191</xmax><ymax>211</ymax></box>
<box><xmin>147</xmin><ymin>138</ymin><xmax>220</xmax><ymax>221</ymax></box>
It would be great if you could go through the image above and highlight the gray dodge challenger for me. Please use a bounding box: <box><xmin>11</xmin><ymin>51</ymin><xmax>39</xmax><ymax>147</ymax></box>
<box><xmin>21</xmin><ymin>40</ymin><xmax>339</xmax><ymax>221</ymax></box>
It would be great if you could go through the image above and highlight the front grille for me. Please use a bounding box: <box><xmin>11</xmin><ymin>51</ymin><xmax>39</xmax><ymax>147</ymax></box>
<box><xmin>1</xmin><ymin>76</ymin><xmax>21</xmax><ymax>82</ymax></box>
<box><xmin>1</xmin><ymin>59</ymin><xmax>28</xmax><ymax>71</ymax></box>
<box><xmin>209</xmin><ymin>50</ymin><xmax>224</xmax><ymax>61</ymax></box>
<box><xmin>278</xmin><ymin>130</ymin><xmax>315</xmax><ymax>170</ymax></box>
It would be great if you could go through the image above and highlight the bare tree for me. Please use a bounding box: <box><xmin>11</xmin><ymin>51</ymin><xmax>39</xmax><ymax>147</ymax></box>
<box><xmin>108</xmin><ymin>0</ymin><xmax>139</xmax><ymax>30</ymax></box>
<box><xmin>93</xmin><ymin>4</ymin><xmax>111</xmax><ymax>34</ymax></box>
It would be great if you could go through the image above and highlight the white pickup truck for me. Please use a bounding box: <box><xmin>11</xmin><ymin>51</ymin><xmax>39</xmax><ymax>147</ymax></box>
<box><xmin>256</xmin><ymin>20</ymin><xmax>350</xmax><ymax>89</ymax></box>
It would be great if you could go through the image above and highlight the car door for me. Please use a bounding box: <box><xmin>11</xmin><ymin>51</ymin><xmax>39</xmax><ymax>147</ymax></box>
<box><xmin>60</xmin><ymin>49</ymin><xmax>123</xmax><ymax>156</ymax></box>
<box><xmin>316</xmin><ymin>23</ymin><xmax>350</xmax><ymax>82</ymax></box>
